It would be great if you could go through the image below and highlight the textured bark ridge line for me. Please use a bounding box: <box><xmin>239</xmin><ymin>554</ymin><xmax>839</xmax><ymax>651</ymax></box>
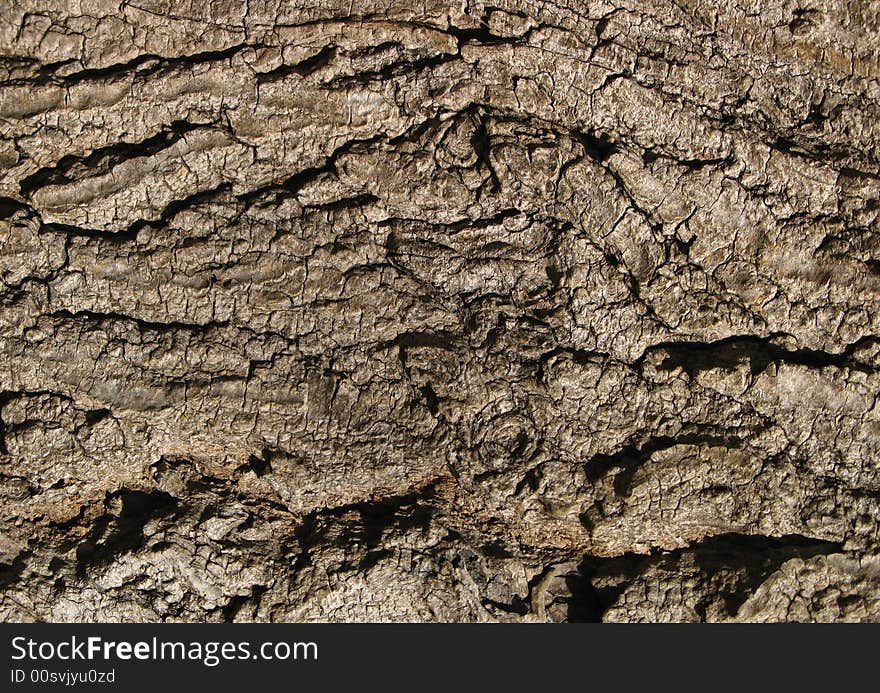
<box><xmin>0</xmin><ymin>0</ymin><xmax>879</xmax><ymax>622</ymax></box>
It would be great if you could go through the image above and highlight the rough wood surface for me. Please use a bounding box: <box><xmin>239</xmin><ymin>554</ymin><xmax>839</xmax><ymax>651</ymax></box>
<box><xmin>1</xmin><ymin>0</ymin><xmax>879</xmax><ymax>622</ymax></box>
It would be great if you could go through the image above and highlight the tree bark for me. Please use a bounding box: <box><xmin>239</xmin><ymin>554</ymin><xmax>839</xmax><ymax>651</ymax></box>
<box><xmin>1</xmin><ymin>0</ymin><xmax>879</xmax><ymax>621</ymax></box>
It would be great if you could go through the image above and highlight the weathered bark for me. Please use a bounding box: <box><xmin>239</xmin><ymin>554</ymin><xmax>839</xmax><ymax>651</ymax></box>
<box><xmin>0</xmin><ymin>0</ymin><xmax>879</xmax><ymax>622</ymax></box>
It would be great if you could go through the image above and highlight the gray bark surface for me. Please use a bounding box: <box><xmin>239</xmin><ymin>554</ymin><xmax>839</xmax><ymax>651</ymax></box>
<box><xmin>1</xmin><ymin>0</ymin><xmax>879</xmax><ymax>622</ymax></box>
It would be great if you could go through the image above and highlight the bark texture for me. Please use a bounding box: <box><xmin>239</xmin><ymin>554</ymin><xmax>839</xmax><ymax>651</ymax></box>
<box><xmin>1</xmin><ymin>0</ymin><xmax>879</xmax><ymax>622</ymax></box>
